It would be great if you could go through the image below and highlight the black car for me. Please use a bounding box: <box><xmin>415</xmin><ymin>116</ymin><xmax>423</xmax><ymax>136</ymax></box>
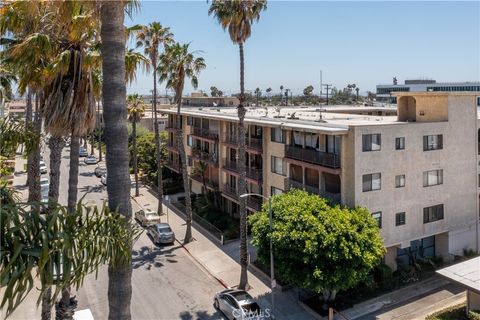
<box><xmin>94</xmin><ymin>166</ymin><xmax>107</xmax><ymax>177</ymax></box>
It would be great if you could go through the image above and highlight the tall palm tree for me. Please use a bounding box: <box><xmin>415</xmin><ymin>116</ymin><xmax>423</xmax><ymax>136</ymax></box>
<box><xmin>127</xmin><ymin>94</ymin><xmax>145</xmax><ymax>197</ymax></box>
<box><xmin>158</xmin><ymin>42</ymin><xmax>206</xmax><ymax>243</ymax></box>
<box><xmin>100</xmin><ymin>2</ymin><xmax>133</xmax><ymax>319</ymax></box>
<box><xmin>208</xmin><ymin>0</ymin><xmax>267</xmax><ymax>290</ymax></box>
<box><xmin>134</xmin><ymin>22</ymin><xmax>173</xmax><ymax>216</ymax></box>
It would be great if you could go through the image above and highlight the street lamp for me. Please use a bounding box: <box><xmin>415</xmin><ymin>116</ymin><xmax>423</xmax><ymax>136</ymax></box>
<box><xmin>239</xmin><ymin>193</ymin><xmax>275</xmax><ymax>318</ymax></box>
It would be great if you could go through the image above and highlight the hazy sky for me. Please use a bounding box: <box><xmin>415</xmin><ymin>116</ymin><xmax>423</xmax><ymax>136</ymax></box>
<box><xmin>126</xmin><ymin>1</ymin><xmax>480</xmax><ymax>96</ymax></box>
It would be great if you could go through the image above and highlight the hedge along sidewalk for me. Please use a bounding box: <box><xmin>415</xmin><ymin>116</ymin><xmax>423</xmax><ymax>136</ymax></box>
<box><xmin>129</xmin><ymin>181</ymin><xmax>311</xmax><ymax>320</ymax></box>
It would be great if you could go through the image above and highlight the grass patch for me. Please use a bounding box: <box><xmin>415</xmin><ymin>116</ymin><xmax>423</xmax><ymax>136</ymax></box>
<box><xmin>426</xmin><ymin>303</ymin><xmax>480</xmax><ymax>320</ymax></box>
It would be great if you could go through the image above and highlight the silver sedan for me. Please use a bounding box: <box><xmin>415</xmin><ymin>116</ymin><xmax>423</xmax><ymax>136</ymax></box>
<box><xmin>214</xmin><ymin>289</ymin><xmax>265</xmax><ymax>320</ymax></box>
<box><xmin>147</xmin><ymin>223</ymin><xmax>175</xmax><ymax>245</ymax></box>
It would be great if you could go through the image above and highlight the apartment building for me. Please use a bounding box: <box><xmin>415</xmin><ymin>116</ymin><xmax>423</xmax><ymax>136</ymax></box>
<box><xmin>163</xmin><ymin>92</ymin><xmax>480</xmax><ymax>269</ymax></box>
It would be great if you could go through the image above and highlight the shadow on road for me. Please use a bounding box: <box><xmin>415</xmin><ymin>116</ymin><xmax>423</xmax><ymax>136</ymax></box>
<box><xmin>79</xmin><ymin>185</ymin><xmax>105</xmax><ymax>194</ymax></box>
<box><xmin>179</xmin><ymin>309</ymin><xmax>224</xmax><ymax>320</ymax></box>
<box><xmin>132</xmin><ymin>244</ymin><xmax>182</xmax><ymax>270</ymax></box>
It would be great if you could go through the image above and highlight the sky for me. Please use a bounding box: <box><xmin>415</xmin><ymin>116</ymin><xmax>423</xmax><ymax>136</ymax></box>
<box><xmin>126</xmin><ymin>1</ymin><xmax>480</xmax><ymax>96</ymax></box>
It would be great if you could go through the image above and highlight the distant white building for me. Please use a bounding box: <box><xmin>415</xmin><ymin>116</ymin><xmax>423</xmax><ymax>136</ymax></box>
<box><xmin>376</xmin><ymin>79</ymin><xmax>480</xmax><ymax>104</ymax></box>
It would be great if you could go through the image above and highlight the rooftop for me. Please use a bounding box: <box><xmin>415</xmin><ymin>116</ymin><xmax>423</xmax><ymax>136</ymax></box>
<box><xmin>436</xmin><ymin>257</ymin><xmax>480</xmax><ymax>294</ymax></box>
<box><xmin>161</xmin><ymin>104</ymin><xmax>400</xmax><ymax>134</ymax></box>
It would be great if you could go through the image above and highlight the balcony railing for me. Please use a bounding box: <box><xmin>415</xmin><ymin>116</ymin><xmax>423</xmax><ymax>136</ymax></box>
<box><xmin>165</xmin><ymin>123</ymin><xmax>177</xmax><ymax>131</ymax></box>
<box><xmin>166</xmin><ymin>141</ymin><xmax>177</xmax><ymax>151</ymax></box>
<box><xmin>223</xmin><ymin>160</ymin><xmax>263</xmax><ymax>182</ymax></box>
<box><xmin>285</xmin><ymin>145</ymin><xmax>340</xmax><ymax>168</ymax></box>
<box><xmin>222</xmin><ymin>134</ymin><xmax>262</xmax><ymax>151</ymax></box>
<box><xmin>221</xmin><ymin>184</ymin><xmax>263</xmax><ymax>211</ymax></box>
<box><xmin>285</xmin><ymin>178</ymin><xmax>341</xmax><ymax>204</ymax></box>
<box><xmin>191</xmin><ymin>148</ymin><xmax>218</xmax><ymax>165</ymax></box>
<box><xmin>190</xmin><ymin>127</ymin><xmax>219</xmax><ymax>141</ymax></box>
<box><xmin>165</xmin><ymin>159</ymin><xmax>181</xmax><ymax>172</ymax></box>
<box><xmin>191</xmin><ymin>174</ymin><xmax>219</xmax><ymax>190</ymax></box>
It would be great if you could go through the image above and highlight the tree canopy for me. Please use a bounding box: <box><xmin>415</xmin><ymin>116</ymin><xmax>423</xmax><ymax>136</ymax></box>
<box><xmin>249</xmin><ymin>189</ymin><xmax>385</xmax><ymax>301</ymax></box>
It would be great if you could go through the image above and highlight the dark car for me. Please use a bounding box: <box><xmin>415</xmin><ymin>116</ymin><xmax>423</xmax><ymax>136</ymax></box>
<box><xmin>94</xmin><ymin>166</ymin><xmax>107</xmax><ymax>178</ymax></box>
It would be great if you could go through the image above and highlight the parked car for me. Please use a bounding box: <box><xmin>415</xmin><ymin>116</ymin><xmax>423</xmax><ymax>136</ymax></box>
<box><xmin>101</xmin><ymin>173</ymin><xmax>107</xmax><ymax>186</ymax></box>
<box><xmin>79</xmin><ymin>147</ymin><xmax>88</xmax><ymax>157</ymax></box>
<box><xmin>94</xmin><ymin>166</ymin><xmax>107</xmax><ymax>178</ymax></box>
<box><xmin>135</xmin><ymin>209</ymin><xmax>161</xmax><ymax>227</ymax></box>
<box><xmin>84</xmin><ymin>155</ymin><xmax>98</xmax><ymax>165</ymax></box>
<box><xmin>39</xmin><ymin>160</ymin><xmax>47</xmax><ymax>174</ymax></box>
<box><xmin>40</xmin><ymin>178</ymin><xmax>49</xmax><ymax>203</ymax></box>
<box><xmin>147</xmin><ymin>223</ymin><xmax>175</xmax><ymax>244</ymax></box>
<box><xmin>214</xmin><ymin>289</ymin><xmax>264</xmax><ymax>320</ymax></box>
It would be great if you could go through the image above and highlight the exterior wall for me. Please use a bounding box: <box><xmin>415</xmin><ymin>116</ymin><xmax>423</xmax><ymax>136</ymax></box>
<box><xmin>264</xmin><ymin>127</ymin><xmax>286</xmax><ymax>197</ymax></box>
<box><xmin>341</xmin><ymin>128</ymin><xmax>356</xmax><ymax>206</ymax></box>
<box><xmin>352</xmin><ymin>95</ymin><xmax>478</xmax><ymax>256</ymax></box>
<box><xmin>467</xmin><ymin>291</ymin><xmax>480</xmax><ymax>311</ymax></box>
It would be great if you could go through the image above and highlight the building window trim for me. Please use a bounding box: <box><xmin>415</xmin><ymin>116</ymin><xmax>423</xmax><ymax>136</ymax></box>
<box><xmin>395</xmin><ymin>212</ymin><xmax>406</xmax><ymax>226</ymax></box>
<box><xmin>372</xmin><ymin>211</ymin><xmax>382</xmax><ymax>228</ymax></box>
<box><xmin>395</xmin><ymin>174</ymin><xmax>405</xmax><ymax>188</ymax></box>
<box><xmin>362</xmin><ymin>173</ymin><xmax>381</xmax><ymax>192</ymax></box>
<box><xmin>423</xmin><ymin>169</ymin><xmax>443</xmax><ymax>187</ymax></box>
<box><xmin>271</xmin><ymin>156</ymin><xmax>285</xmax><ymax>176</ymax></box>
<box><xmin>423</xmin><ymin>134</ymin><xmax>443</xmax><ymax>151</ymax></box>
<box><xmin>423</xmin><ymin>204</ymin><xmax>444</xmax><ymax>223</ymax></box>
<box><xmin>395</xmin><ymin>137</ymin><xmax>405</xmax><ymax>150</ymax></box>
<box><xmin>362</xmin><ymin>134</ymin><xmax>381</xmax><ymax>152</ymax></box>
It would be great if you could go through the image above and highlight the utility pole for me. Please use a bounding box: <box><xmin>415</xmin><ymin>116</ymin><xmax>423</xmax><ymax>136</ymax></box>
<box><xmin>323</xmin><ymin>84</ymin><xmax>332</xmax><ymax>105</ymax></box>
<box><xmin>285</xmin><ymin>89</ymin><xmax>290</xmax><ymax>106</ymax></box>
<box><xmin>320</xmin><ymin>70</ymin><xmax>323</xmax><ymax>102</ymax></box>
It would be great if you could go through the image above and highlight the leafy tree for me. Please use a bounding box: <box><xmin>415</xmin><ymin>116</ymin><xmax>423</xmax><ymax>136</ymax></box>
<box><xmin>209</xmin><ymin>0</ymin><xmax>267</xmax><ymax>290</ymax></box>
<box><xmin>210</xmin><ymin>86</ymin><xmax>221</xmax><ymax>97</ymax></box>
<box><xmin>249</xmin><ymin>190</ymin><xmax>385</xmax><ymax>302</ymax></box>
<box><xmin>303</xmin><ymin>85</ymin><xmax>314</xmax><ymax>97</ymax></box>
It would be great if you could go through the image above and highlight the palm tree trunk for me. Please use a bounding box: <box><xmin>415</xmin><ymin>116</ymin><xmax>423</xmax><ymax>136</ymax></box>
<box><xmin>98</xmin><ymin>100</ymin><xmax>103</xmax><ymax>162</ymax></box>
<box><xmin>26</xmin><ymin>90</ymin><xmax>34</xmax><ymax>196</ymax></box>
<box><xmin>152</xmin><ymin>57</ymin><xmax>164</xmax><ymax>215</ymax></box>
<box><xmin>42</xmin><ymin>135</ymin><xmax>64</xmax><ymax>320</ymax></box>
<box><xmin>237</xmin><ymin>42</ymin><xmax>249</xmax><ymax>290</ymax></box>
<box><xmin>28</xmin><ymin>93</ymin><xmax>41</xmax><ymax>205</ymax></box>
<box><xmin>55</xmin><ymin>131</ymin><xmax>80</xmax><ymax>320</ymax></box>
<box><xmin>101</xmin><ymin>3</ymin><xmax>133</xmax><ymax>319</ymax></box>
<box><xmin>132</xmin><ymin>118</ymin><xmax>139</xmax><ymax>197</ymax></box>
<box><xmin>175</xmin><ymin>89</ymin><xmax>193</xmax><ymax>243</ymax></box>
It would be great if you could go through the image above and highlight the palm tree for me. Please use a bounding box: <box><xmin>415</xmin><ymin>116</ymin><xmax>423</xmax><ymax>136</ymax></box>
<box><xmin>127</xmin><ymin>94</ymin><xmax>145</xmax><ymax>197</ymax></box>
<box><xmin>134</xmin><ymin>22</ymin><xmax>173</xmax><ymax>217</ymax></box>
<box><xmin>192</xmin><ymin>160</ymin><xmax>209</xmax><ymax>203</ymax></box>
<box><xmin>208</xmin><ymin>0</ymin><xmax>267</xmax><ymax>290</ymax></box>
<box><xmin>266</xmin><ymin>87</ymin><xmax>272</xmax><ymax>103</ymax></box>
<box><xmin>158</xmin><ymin>42</ymin><xmax>206</xmax><ymax>243</ymax></box>
<box><xmin>100</xmin><ymin>2</ymin><xmax>134</xmax><ymax>319</ymax></box>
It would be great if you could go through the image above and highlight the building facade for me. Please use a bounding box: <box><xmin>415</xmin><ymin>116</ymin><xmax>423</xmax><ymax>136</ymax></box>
<box><xmin>163</xmin><ymin>92</ymin><xmax>480</xmax><ymax>269</ymax></box>
<box><xmin>376</xmin><ymin>79</ymin><xmax>480</xmax><ymax>104</ymax></box>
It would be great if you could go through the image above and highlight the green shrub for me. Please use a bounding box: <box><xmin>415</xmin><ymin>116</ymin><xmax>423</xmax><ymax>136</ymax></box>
<box><xmin>463</xmin><ymin>248</ymin><xmax>477</xmax><ymax>258</ymax></box>
<box><xmin>469</xmin><ymin>310</ymin><xmax>480</xmax><ymax>320</ymax></box>
<box><xmin>373</xmin><ymin>263</ymin><xmax>393</xmax><ymax>282</ymax></box>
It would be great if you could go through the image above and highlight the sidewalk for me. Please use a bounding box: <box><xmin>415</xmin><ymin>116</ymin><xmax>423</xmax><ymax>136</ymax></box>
<box><xmin>130</xmin><ymin>182</ymin><xmax>312</xmax><ymax>320</ymax></box>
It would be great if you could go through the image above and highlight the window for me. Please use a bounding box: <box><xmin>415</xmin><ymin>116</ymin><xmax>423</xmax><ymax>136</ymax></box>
<box><xmin>423</xmin><ymin>204</ymin><xmax>444</xmax><ymax>223</ymax></box>
<box><xmin>423</xmin><ymin>135</ymin><xmax>443</xmax><ymax>151</ymax></box>
<box><xmin>271</xmin><ymin>156</ymin><xmax>285</xmax><ymax>175</ymax></box>
<box><xmin>187</xmin><ymin>135</ymin><xmax>193</xmax><ymax>147</ymax></box>
<box><xmin>423</xmin><ymin>170</ymin><xmax>443</xmax><ymax>187</ymax></box>
<box><xmin>271</xmin><ymin>186</ymin><xmax>283</xmax><ymax>196</ymax></box>
<box><xmin>395</xmin><ymin>174</ymin><xmax>405</xmax><ymax>188</ymax></box>
<box><xmin>362</xmin><ymin>173</ymin><xmax>381</xmax><ymax>191</ymax></box>
<box><xmin>187</xmin><ymin>116</ymin><xmax>193</xmax><ymax>126</ymax></box>
<box><xmin>271</xmin><ymin>128</ymin><xmax>285</xmax><ymax>143</ymax></box>
<box><xmin>372</xmin><ymin>212</ymin><xmax>382</xmax><ymax>228</ymax></box>
<box><xmin>395</xmin><ymin>212</ymin><xmax>406</xmax><ymax>226</ymax></box>
<box><xmin>395</xmin><ymin>137</ymin><xmax>405</xmax><ymax>150</ymax></box>
<box><xmin>362</xmin><ymin>134</ymin><xmax>381</xmax><ymax>151</ymax></box>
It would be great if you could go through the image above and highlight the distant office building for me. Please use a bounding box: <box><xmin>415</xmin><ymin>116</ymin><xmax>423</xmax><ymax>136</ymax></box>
<box><xmin>376</xmin><ymin>79</ymin><xmax>480</xmax><ymax>103</ymax></box>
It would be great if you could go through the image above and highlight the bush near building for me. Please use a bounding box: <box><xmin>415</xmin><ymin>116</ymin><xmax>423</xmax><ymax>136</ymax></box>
<box><xmin>249</xmin><ymin>189</ymin><xmax>385</xmax><ymax>303</ymax></box>
<box><xmin>426</xmin><ymin>303</ymin><xmax>480</xmax><ymax>320</ymax></box>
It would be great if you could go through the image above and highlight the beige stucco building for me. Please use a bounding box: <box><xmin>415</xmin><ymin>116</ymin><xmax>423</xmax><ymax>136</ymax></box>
<box><xmin>163</xmin><ymin>92</ymin><xmax>480</xmax><ymax>269</ymax></box>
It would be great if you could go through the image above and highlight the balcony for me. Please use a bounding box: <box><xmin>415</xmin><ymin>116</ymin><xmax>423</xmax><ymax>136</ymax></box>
<box><xmin>165</xmin><ymin>159</ymin><xmax>181</xmax><ymax>173</ymax></box>
<box><xmin>285</xmin><ymin>178</ymin><xmax>341</xmax><ymax>204</ymax></box>
<box><xmin>222</xmin><ymin>134</ymin><xmax>262</xmax><ymax>152</ymax></box>
<box><xmin>191</xmin><ymin>148</ymin><xmax>218</xmax><ymax>165</ymax></box>
<box><xmin>166</xmin><ymin>141</ymin><xmax>178</xmax><ymax>152</ymax></box>
<box><xmin>285</xmin><ymin>145</ymin><xmax>340</xmax><ymax>169</ymax></box>
<box><xmin>221</xmin><ymin>184</ymin><xmax>263</xmax><ymax>211</ymax></box>
<box><xmin>190</xmin><ymin>127</ymin><xmax>219</xmax><ymax>141</ymax></box>
<box><xmin>223</xmin><ymin>160</ymin><xmax>263</xmax><ymax>182</ymax></box>
<box><xmin>191</xmin><ymin>174</ymin><xmax>219</xmax><ymax>190</ymax></box>
<box><xmin>165</xmin><ymin>122</ymin><xmax>177</xmax><ymax>131</ymax></box>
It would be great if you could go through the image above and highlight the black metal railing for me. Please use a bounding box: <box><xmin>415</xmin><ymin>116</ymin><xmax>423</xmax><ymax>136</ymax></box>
<box><xmin>190</xmin><ymin>126</ymin><xmax>219</xmax><ymax>141</ymax></box>
<box><xmin>285</xmin><ymin>178</ymin><xmax>341</xmax><ymax>203</ymax></box>
<box><xmin>191</xmin><ymin>148</ymin><xmax>218</xmax><ymax>164</ymax></box>
<box><xmin>222</xmin><ymin>134</ymin><xmax>263</xmax><ymax>151</ymax></box>
<box><xmin>285</xmin><ymin>145</ymin><xmax>340</xmax><ymax>168</ymax></box>
<box><xmin>191</xmin><ymin>174</ymin><xmax>219</xmax><ymax>189</ymax></box>
<box><xmin>221</xmin><ymin>184</ymin><xmax>263</xmax><ymax>211</ymax></box>
<box><xmin>223</xmin><ymin>160</ymin><xmax>263</xmax><ymax>181</ymax></box>
<box><xmin>165</xmin><ymin>159</ymin><xmax>181</xmax><ymax>172</ymax></box>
